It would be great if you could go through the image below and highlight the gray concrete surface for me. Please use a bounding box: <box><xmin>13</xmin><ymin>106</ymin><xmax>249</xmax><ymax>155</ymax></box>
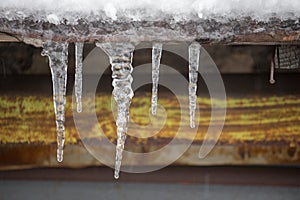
<box><xmin>0</xmin><ymin>180</ymin><xmax>299</xmax><ymax>200</ymax></box>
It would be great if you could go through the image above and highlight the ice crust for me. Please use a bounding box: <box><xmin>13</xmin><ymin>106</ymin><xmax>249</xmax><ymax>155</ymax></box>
<box><xmin>0</xmin><ymin>0</ymin><xmax>299</xmax><ymax>24</ymax></box>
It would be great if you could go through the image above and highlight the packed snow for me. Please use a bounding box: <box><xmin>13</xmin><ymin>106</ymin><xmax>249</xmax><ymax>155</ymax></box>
<box><xmin>0</xmin><ymin>0</ymin><xmax>300</xmax><ymax>24</ymax></box>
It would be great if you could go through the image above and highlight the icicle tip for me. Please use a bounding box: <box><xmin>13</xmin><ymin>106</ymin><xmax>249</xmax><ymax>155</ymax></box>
<box><xmin>269</xmin><ymin>79</ymin><xmax>276</xmax><ymax>84</ymax></box>
<box><xmin>114</xmin><ymin>172</ymin><xmax>120</xmax><ymax>179</ymax></box>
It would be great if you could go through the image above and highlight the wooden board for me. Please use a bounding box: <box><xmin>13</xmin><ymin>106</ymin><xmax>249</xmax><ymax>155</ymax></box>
<box><xmin>1</xmin><ymin>17</ymin><xmax>300</xmax><ymax>44</ymax></box>
<box><xmin>0</xmin><ymin>33</ymin><xmax>19</xmax><ymax>42</ymax></box>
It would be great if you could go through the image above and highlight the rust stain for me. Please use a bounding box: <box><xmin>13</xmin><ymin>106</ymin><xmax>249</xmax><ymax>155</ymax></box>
<box><xmin>283</xmin><ymin>35</ymin><xmax>299</xmax><ymax>41</ymax></box>
<box><xmin>0</xmin><ymin>93</ymin><xmax>300</xmax><ymax>144</ymax></box>
<box><xmin>0</xmin><ymin>92</ymin><xmax>300</xmax><ymax>167</ymax></box>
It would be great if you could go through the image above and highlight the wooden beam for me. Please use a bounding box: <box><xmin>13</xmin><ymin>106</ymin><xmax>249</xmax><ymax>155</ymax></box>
<box><xmin>0</xmin><ymin>33</ymin><xmax>19</xmax><ymax>42</ymax></box>
<box><xmin>0</xmin><ymin>16</ymin><xmax>300</xmax><ymax>44</ymax></box>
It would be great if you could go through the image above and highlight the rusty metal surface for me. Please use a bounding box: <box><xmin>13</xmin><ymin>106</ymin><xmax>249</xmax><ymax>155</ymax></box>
<box><xmin>0</xmin><ymin>74</ymin><xmax>300</xmax><ymax>169</ymax></box>
<box><xmin>0</xmin><ymin>14</ymin><xmax>300</xmax><ymax>44</ymax></box>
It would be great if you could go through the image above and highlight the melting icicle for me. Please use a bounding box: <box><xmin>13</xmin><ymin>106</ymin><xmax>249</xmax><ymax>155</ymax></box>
<box><xmin>41</xmin><ymin>41</ymin><xmax>68</xmax><ymax>162</ymax></box>
<box><xmin>151</xmin><ymin>43</ymin><xmax>163</xmax><ymax>115</ymax></box>
<box><xmin>75</xmin><ymin>42</ymin><xmax>84</xmax><ymax>112</ymax></box>
<box><xmin>189</xmin><ymin>42</ymin><xmax>201</xmax><ymax>128</ymax></box>
<box><xmin>96</xmin><ymin>42</ymin><xmax>135</xmax><ymax>179</ymax></box>
<box><xmin>270</xmin><ymin>50</ymin><xmax>276</xmax><ymax>84</ymax></box>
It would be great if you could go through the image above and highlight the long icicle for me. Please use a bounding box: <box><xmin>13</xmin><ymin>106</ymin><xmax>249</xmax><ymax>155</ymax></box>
<box><xmin>189</xmin><ymin>42</ymin><xmax>201</xmax><ymax>128</ymax></box>
<box><xmin>75</xmin><ymin>42</ymin><xmax>84</xmax><ymax>112</ymax></box>
<box><xmin>151</xmin><ymin>43</ymin><xmax>163</xmax><ymax>115</ymax></box>
<box><xmin>96</xmin><ymin>43</ymin><xmax>134</xmax><ymax>179</ymax></box>
<box><xmin>41</xmin><ymin>41</ymin><xmax>69</xmax><ymax>162</ymax></box>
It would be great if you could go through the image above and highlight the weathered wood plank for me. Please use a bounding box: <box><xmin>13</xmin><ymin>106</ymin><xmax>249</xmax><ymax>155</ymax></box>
<box><xmin>0</xmin><ymin>16</ymin><xmax>300</xmax><ymax>44</ymax></box>
<box><xmin>0</xmin><ymin>33</ymin><xmax>19</xmax><ymax>42</ymax></box>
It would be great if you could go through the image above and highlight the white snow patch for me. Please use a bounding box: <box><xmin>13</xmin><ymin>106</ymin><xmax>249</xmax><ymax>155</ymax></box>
<box><xmin>47</xmin><ymin>14</ymin><xmax>60</xmax><ymax>25</ymax></box>
<box><xmin>253</xmin><ymin>28</ymin><xmax>266</xmax><ymax>33</ymax></box>
<box><xmin>104</xmin><ymin>3</ymin><xmax>117</xmax><ymax>20</ymax></box>
<box><xmin>0</xmin><ymin>0</ymin><xmax>300</xmax><ymax>21</ymax></box>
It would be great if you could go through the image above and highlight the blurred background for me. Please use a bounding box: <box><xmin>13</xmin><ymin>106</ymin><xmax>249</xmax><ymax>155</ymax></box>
<box><xmin>0</xmin><ymin>42</ymin><xmax>299</xmax><ymax>199</ymax></box>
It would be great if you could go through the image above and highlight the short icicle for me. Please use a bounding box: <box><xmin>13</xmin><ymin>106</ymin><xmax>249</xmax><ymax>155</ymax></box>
<box><xmin>75</xmin><ymin>42</ymin><xmax>84</xmax><ymax>112</ymax></box>
<box><xmin>96</xmin><ymin>42</ymin><xmax>135</xmax><ymax>179</ymax></box>
<box><xmin>188</xmin><ymin>42</ymin><xmax>201</xmax><ymax>128</ymax></box>
<box><xmin>151</xmin><ymin>43</ymin><xmax>163</xmax><ymax>115</ymax></box>
<box><xmin>270</xmin><ymin>49</ymin><xmax>276</xmax><ymax>84</ymax></box>
<box><xmin>41</xmin><ymin>41</ymin><xmax>69</xmax><ymax>162</ymax></box>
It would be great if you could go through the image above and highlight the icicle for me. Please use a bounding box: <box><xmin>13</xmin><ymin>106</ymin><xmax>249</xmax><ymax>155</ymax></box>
<box><xmin>75</xmin><ymin>42</ymin><xmax>84</xmax><ymax>112</ymax></box>
<box><xmin>96</xmin><ymin>43</ymin><xmax>135</xmax><ymax>179</ymax></box>
<box><xmin>41</xmin><ymin>41</ymin><xmax>69</xmax><ymax>162</ymax></box>
<box><xmin>188</xmin><ymin>42</ymin><xmax>201</xmax><ymax>128</ymax></box>
<box><xmin>151</xmin><ymin>43</ymin><xmax>163</xmax><ymax>115</ymax></box>
<box><xmin>270</xmin><ymin>50</ymin><xmax>276</xmax><ymax>84</ymax></box>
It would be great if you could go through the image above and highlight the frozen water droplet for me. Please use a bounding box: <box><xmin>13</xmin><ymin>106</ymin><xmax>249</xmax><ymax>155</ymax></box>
<box><xmin>270</xmin><ymin>55</ymin><xmax>276</xmax><ymax>84</ymax></box>
<box><xmin>270</xmin><ymin>47</ymin><xmax>277</xmax><ymax>84</ymax></box>
<box><xmin>96</xmin><ymin>42</ymin><xmax>135</xmax><ymax>179</ymax></box>
<box><xmin>189</xmin><ymin>42</ymin><xmax>201</xmax><ymax>128</ymax></box>
<box><xmin>151</xmin><ymin>43</ymin><xmax>163</xmax><ymax>115</ymax></box>
<box><xmin>42</xmin><ymin>41</ymin><xmax>68</xmax><ymax>162</ymax></box>
<box><xmin>75</xmin><ymin>42</ymin><xmax>84</xmax><ymax>112</ymax></box>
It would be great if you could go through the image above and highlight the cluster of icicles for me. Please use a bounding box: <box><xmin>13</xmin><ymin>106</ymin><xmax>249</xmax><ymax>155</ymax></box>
<box><xmin>41</xmin><ymin>41</ymin><xmax>201</xmax><ymax>179</ymax></box>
